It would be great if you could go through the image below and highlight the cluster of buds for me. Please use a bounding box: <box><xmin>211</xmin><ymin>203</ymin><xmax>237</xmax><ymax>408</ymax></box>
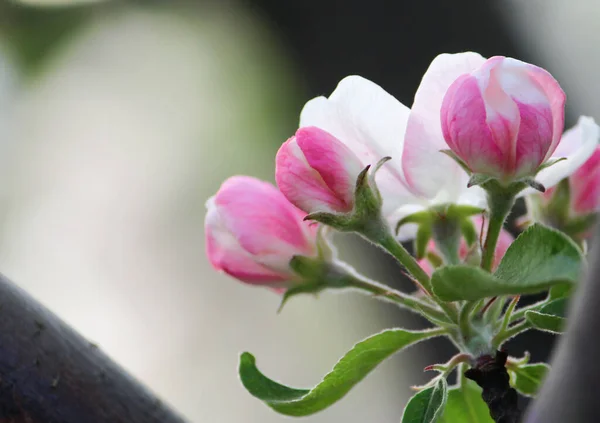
<box><xmin>206</xmin><ymin>53</ymin><xmax>598</xmax><ymax>290</ymax></box>
<box><xmin>204</xmin><ymin>52</ymin><xmax>599</xmax><ymax>423</ymax></box>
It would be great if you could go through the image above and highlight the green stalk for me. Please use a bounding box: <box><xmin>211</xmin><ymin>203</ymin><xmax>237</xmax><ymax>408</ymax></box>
<box><xmin>358</xmin><ymin>218</ymin><xmax>460</xmax><ymax>323</ymax></box>
<box><xmin>480</xmin><ymin>189</ymin><xmax>516</xmax><ymax>271</ymax></box>
<box><xmin>492</xmin><ymin>320</ymin><xmax>532</xmax><ymax>348</ymax></box>
<box><xmin>340</xmin><ymin>274</ymin><xmax>451</xmax><ymax>325</ymax></box>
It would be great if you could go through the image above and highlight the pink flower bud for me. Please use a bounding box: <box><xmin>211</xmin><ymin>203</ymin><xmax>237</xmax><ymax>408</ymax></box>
<box><xmin>418</xmin><ymin>216</ymin><xmax>513</xmax><ymax>274</ymax></box>
<box><xmin>205</xmin><ymin>176</ymin><xmax>317</xmax><ymax>286</ymax></box>
<box><xmin>569</xmin><ymin>146</ymin><xmax>600</xmax><ymax>215</ymax></box>
<box><xmin>275</xmin><ymin>126</ymin><xmax>364</xmax><ymax>214</ymax></box>
<box><xmin>441</xmin><ymin>56</ymin><xmax>566</xmax><ymax>182</ymax></box>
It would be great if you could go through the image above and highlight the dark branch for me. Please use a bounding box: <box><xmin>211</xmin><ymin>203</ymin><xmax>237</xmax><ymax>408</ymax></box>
<box><xmin>465</xmin><ymin>350</ymin><xmax>520</xmax><ymax>423</ymax></box>
<box><xmin>0</xmin><ymin>273</ymin><xmax>188</xmax><ymax>423</ymax></box>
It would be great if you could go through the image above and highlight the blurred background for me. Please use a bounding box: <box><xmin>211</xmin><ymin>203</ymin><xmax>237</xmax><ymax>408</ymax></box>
<box><xmin>0</xmin><ymin>0</ymin><xmax>595</xmax><ymax>421</ymax></box>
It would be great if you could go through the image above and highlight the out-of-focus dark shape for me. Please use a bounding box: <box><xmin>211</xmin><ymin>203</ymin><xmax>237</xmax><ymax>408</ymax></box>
<box><xmin>0</xmin><ymin>272</ymin><xmax>187</xmax><ymax>423</ymax></box>
<box><xmin>525</xmin><ymin>225</ymin><xmax>600</xmax><ymax>423</ymax></box>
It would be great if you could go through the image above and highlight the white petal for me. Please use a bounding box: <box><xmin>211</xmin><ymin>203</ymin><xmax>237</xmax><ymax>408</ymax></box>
<box><xmin>534</xmin><ymin>116</ymin><xmax>599</xmax><ymax>190</ymax></box>
<box><xmin>300</xmin><ymin>76</ymin><xmax>410</xmax><ymax>170</ymax></box>
<box><xmin>402</xmin><ymin>52</ymin><xmax>487</xmax><ymax>199</ymax></box>
<box><xmin>300</xmin><ymin>76</ymin><xmax>415</xmax><ymax>213</ymax></box>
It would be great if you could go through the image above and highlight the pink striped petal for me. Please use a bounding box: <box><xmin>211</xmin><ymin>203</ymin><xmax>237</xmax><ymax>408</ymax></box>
<box><xmin>570</xmin><ymin>147</ymin><xmax>600</xmax><ymax>215</ymax></box>
<box><xmin>441</xmin><ymin>74</ymin><xmax>505</xmax><ymax>178</ymax></box>
<box><xmin>276</xmin><ymin>136</ymin><xmax>351</xmax><ymax>214</ymax></box>
<box><xmin>213</xmin><ymin>176</ymin><xmax>316</xmax><ymax>261</ymax></box>
<box><xmin>205</xmin><ymin>204</ymin><xmax>290</xmax><ymax>285</ymax></box>
<box><xmin>295</xmin><ymin>126</ymin><xmax>363</xmax><ymax>211</ymax></box>
<box><xmin>403</xmin><ymin>52</ymin><xmax>486</xmax><ymax>198</ymax></box>
<box><xmin>534</xmin><ymin>116</ymin><xmax>600</xmax><ymax>191</ymax></box>
<box><xmin>300</xmin><ymin>76</ymin><xmax>415</xmax><ymax>215</ymax></box>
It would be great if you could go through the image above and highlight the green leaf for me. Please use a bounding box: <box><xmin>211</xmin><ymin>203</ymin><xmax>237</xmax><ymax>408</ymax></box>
<box><xmin>508</xmin><ymin>363</ymin><xmax>549</xmax><ymax>397</ymax></box>
<box><xmin>432</xmin><ymin>224</ymin><xmax>583</xmax><ymax>301</ymax></box>
<box><xmin>525</xmin><ymin>311</ymin><xmax>564</xmax><ymax>334</ymax></box>
<box><xmin>432</xmin><ymin>265</ymin><xmax>499</xmax><ymax>301</ymax></box>
<box><xmin>494</xmin><ymin>224</ymin><xmax>583</xmax><ymax>290</ymax></box>
<box><xmin>467</xmin><ymin>173</ymin><xmax>492</xmax><ymax>187</ymax></box>
<box><xmin>539</xmin><ymin>298</ymin><xmax>568</xmax><ymax>317</ymax></box>
<box><xmin>402</xmin><ymin>378</ymin><xmax>448</xmax><ymax>423</ymax></box>
<box><xmin>439</xmin><ymin>379</ymin><xmax>493</xmax><ymax>423</ymax></box>
<box><xmin>549</xmin><ymin>283</ymin><xmax>573</xmax><ymax>300</ymax></box>
<box><xmin>525</xmin><ymin>299</ymin><xmax>567</xmax><ymax>334</ymax></box>
<box><xmin>239</xmin><ymin>329</ymin><xmax>440</xmax><ymax>416</ymax></box>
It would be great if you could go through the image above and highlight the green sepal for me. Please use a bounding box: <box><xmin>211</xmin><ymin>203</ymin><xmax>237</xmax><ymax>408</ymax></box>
<box><xmin>277</xmin><ymin>283</ymin><xmax>324</xmax><ymax>313</ymax></box>
<box><xmin>396</xmin><ymin>210</ymin><xmax>434</xmax><ymax>235</ymax></box>
<box><xmin>537</xmin><ymin>157</ymin><xmax>567</xmax><ymax>173</ymax></box>
<box><xmin>468</xmin><ymin>173</ymin><xmax>493</xmax><ymax>188</ymax></box>
<box><xmin>282</xmin><ymin>256</ymin><xmax>360</xmax><ymax>312</ymax></box>
<box><xmin>523</xmin><ymin>177</ymin><xmax>546</xmax><ymax>193</ymax></box>
<box><xmin>238</xmin><ymin>328</ymin><xmax>442</xmax><ymax>417</ymax></box>
<box><xmin>401</xmin><ymin>377</ymin><xmax>448</xmax><ymax>423</ymax></box>
<box><xmin>415</xmin><ymin>223</ymin><xmax>433</xmax><ymax>259</ymax></box>
<box><xmin>544</xmin><ymin>178</ymin><xmax>571</xmax><ymax>223</ymax></box>
<box><xmin>460</xmin><ymin>217</ymin><xmax>479</xmax><ymax>247</ymax></box>
<box><xmin>439</xmin><ymin>379</ymin><xmax>493</xmax><ymax>423</ymax></box>
<box><xmin>507</xmin><ymin>363</ymin><xmax>550</xmax><ymax>397</ymax></box>
<box><xmin>525</xmin><ymin>298</ymin><xmax>567</xmax><ymax>334</ymax></box>
<box><xmin>445</xmin><ymin>204</ymin><xmax>485</xmax><ymax>220</ymax></box>
<box><xmin>305</xmin><ymin>158</ymin><xmax>390</xmax><ymax>233</ymax></box>
<box><xmin>440</xmin><ymin>149</ymin><xmax>472</xmax><ymax>176</ymax></box>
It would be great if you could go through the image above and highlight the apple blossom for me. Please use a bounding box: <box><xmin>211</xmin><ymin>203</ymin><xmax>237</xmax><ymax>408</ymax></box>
<box><xmin>205</xmin><ymin>176</ymin><xmax>317</xmax><ymax>286</ymax></box>
<box><xmin>300</xmin><ymin>53</ymin><xmax>497</xmax><ymax>239</ymax></box>
<box><xmin>440</xmin><ymin>56</ymin><xmax>566</xmax><ymax>183</ymax></box>
<box><xmin>275</xmin><ymin>126</ymin><xmax>364</xmax><ymax>214</ymax></box>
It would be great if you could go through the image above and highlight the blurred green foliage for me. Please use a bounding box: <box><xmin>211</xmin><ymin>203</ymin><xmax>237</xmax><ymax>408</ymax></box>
<box><xmin>0</xmin><ymin>1</ymin><xmax>102</xmax><ymax>74</ymax></box>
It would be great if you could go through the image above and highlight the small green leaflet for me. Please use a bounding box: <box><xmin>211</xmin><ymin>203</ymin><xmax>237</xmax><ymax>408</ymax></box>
<box><xmin>401</xmin><ymin>378</ymin><xmax>447</xmax><ymax>423</ymax></box>
<box><xmin>432</xmin><ymin>224</ymin><xmax>583</xmax><ymax>301</ymax></box>
<box><xmin>238</xmin><ymin>328</ymin><xmax>441</xmax><ymax>416</ymax></box>
<box><xmin>440</xmin><ymin>379</ymin><xmax>493</xmax><ymax>423</ymax></box>
<box><xmin>525</xmin><ymin>298</ymin><xmax>568</xmax><ymax>334</ymax></box>
<box><xmin>508</xmin><ymin>363</ymin><xmax>550</xmax><ymax>397</ymax></box>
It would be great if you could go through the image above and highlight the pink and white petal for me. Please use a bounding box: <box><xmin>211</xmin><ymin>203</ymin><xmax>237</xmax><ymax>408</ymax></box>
<box><xmin>299</xmin><ymin>96</ymin><xmax>347</xmax><ymax>142</ymax></box>
<box><xmin>215</xmin><ymin>176</ymin><xmax>315</xmax><ymax>257</ymax></box>
<box><xmin>570</xmin><ymin>147</ymin><xmax>600</xmax><ymax>214</ymax></box>
<box><xmin>296</xmin><ymin>126</ymin><xmax>363</xmax><ymax>208</ymax></box>
<box><xmin>513</xmin><ymin>102</ymin><xmax>553</xmax><ymax>178</ymax></box>
<box><xmin>300</xmin><ymin>79</ymin><xmax>415</xmax><ymax>213</ymax></box>
<box><xmin>532</xmin><ymin>116</ymin><xmax>600</xmax><ymax>192</ymax></box>
<box><xmin>300</xmin><ymin>77</ymin><xmax>411</xmax><ymax>182</ymax></box>
<box><xmin>327</xmin><ymin>76</ymin><xmax>411</xmax><ymax>167</ymax></box>
<box><xmin>403</xmin><ymin>52</ymin><xmax>487</xmax><ymax>198</ymax></box>
<box><xmin>205</xmin><ymin>201</ymin><xmax>289</xmax><ymax>284</ymax></box>
<box><xmin>520</xmin><ymin>62</ymin><xmax>567</xmax><ymax>159</ymax></box>
<box><xmin>442</xmin><ymin>75</ymin><xmax>506</xmax><ymax>178</ymax></box>
<box><xmin>276</xmin><ymin>137</ymin><xmax>349</xmax><ymax>213</ymax></box>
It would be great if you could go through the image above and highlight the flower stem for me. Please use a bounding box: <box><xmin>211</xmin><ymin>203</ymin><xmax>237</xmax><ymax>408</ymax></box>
<box><xmin>481</xmin><ymin>185</ymin><xmax>518</xmax><ymax>272</ymax></box>
<box><xmin>492</xmin><ymin>320</ymin><xmax>532</xmax><ymax>348</ymax></box>
<box><xmin>340</xmin><ymin>273</ymin><xmax>451</xmax><ymax>324</ymax></box>
<box><xmin>375</xmin><ymin>230</ymin><xmax>459</xmax><ymax>323</ymax></box>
